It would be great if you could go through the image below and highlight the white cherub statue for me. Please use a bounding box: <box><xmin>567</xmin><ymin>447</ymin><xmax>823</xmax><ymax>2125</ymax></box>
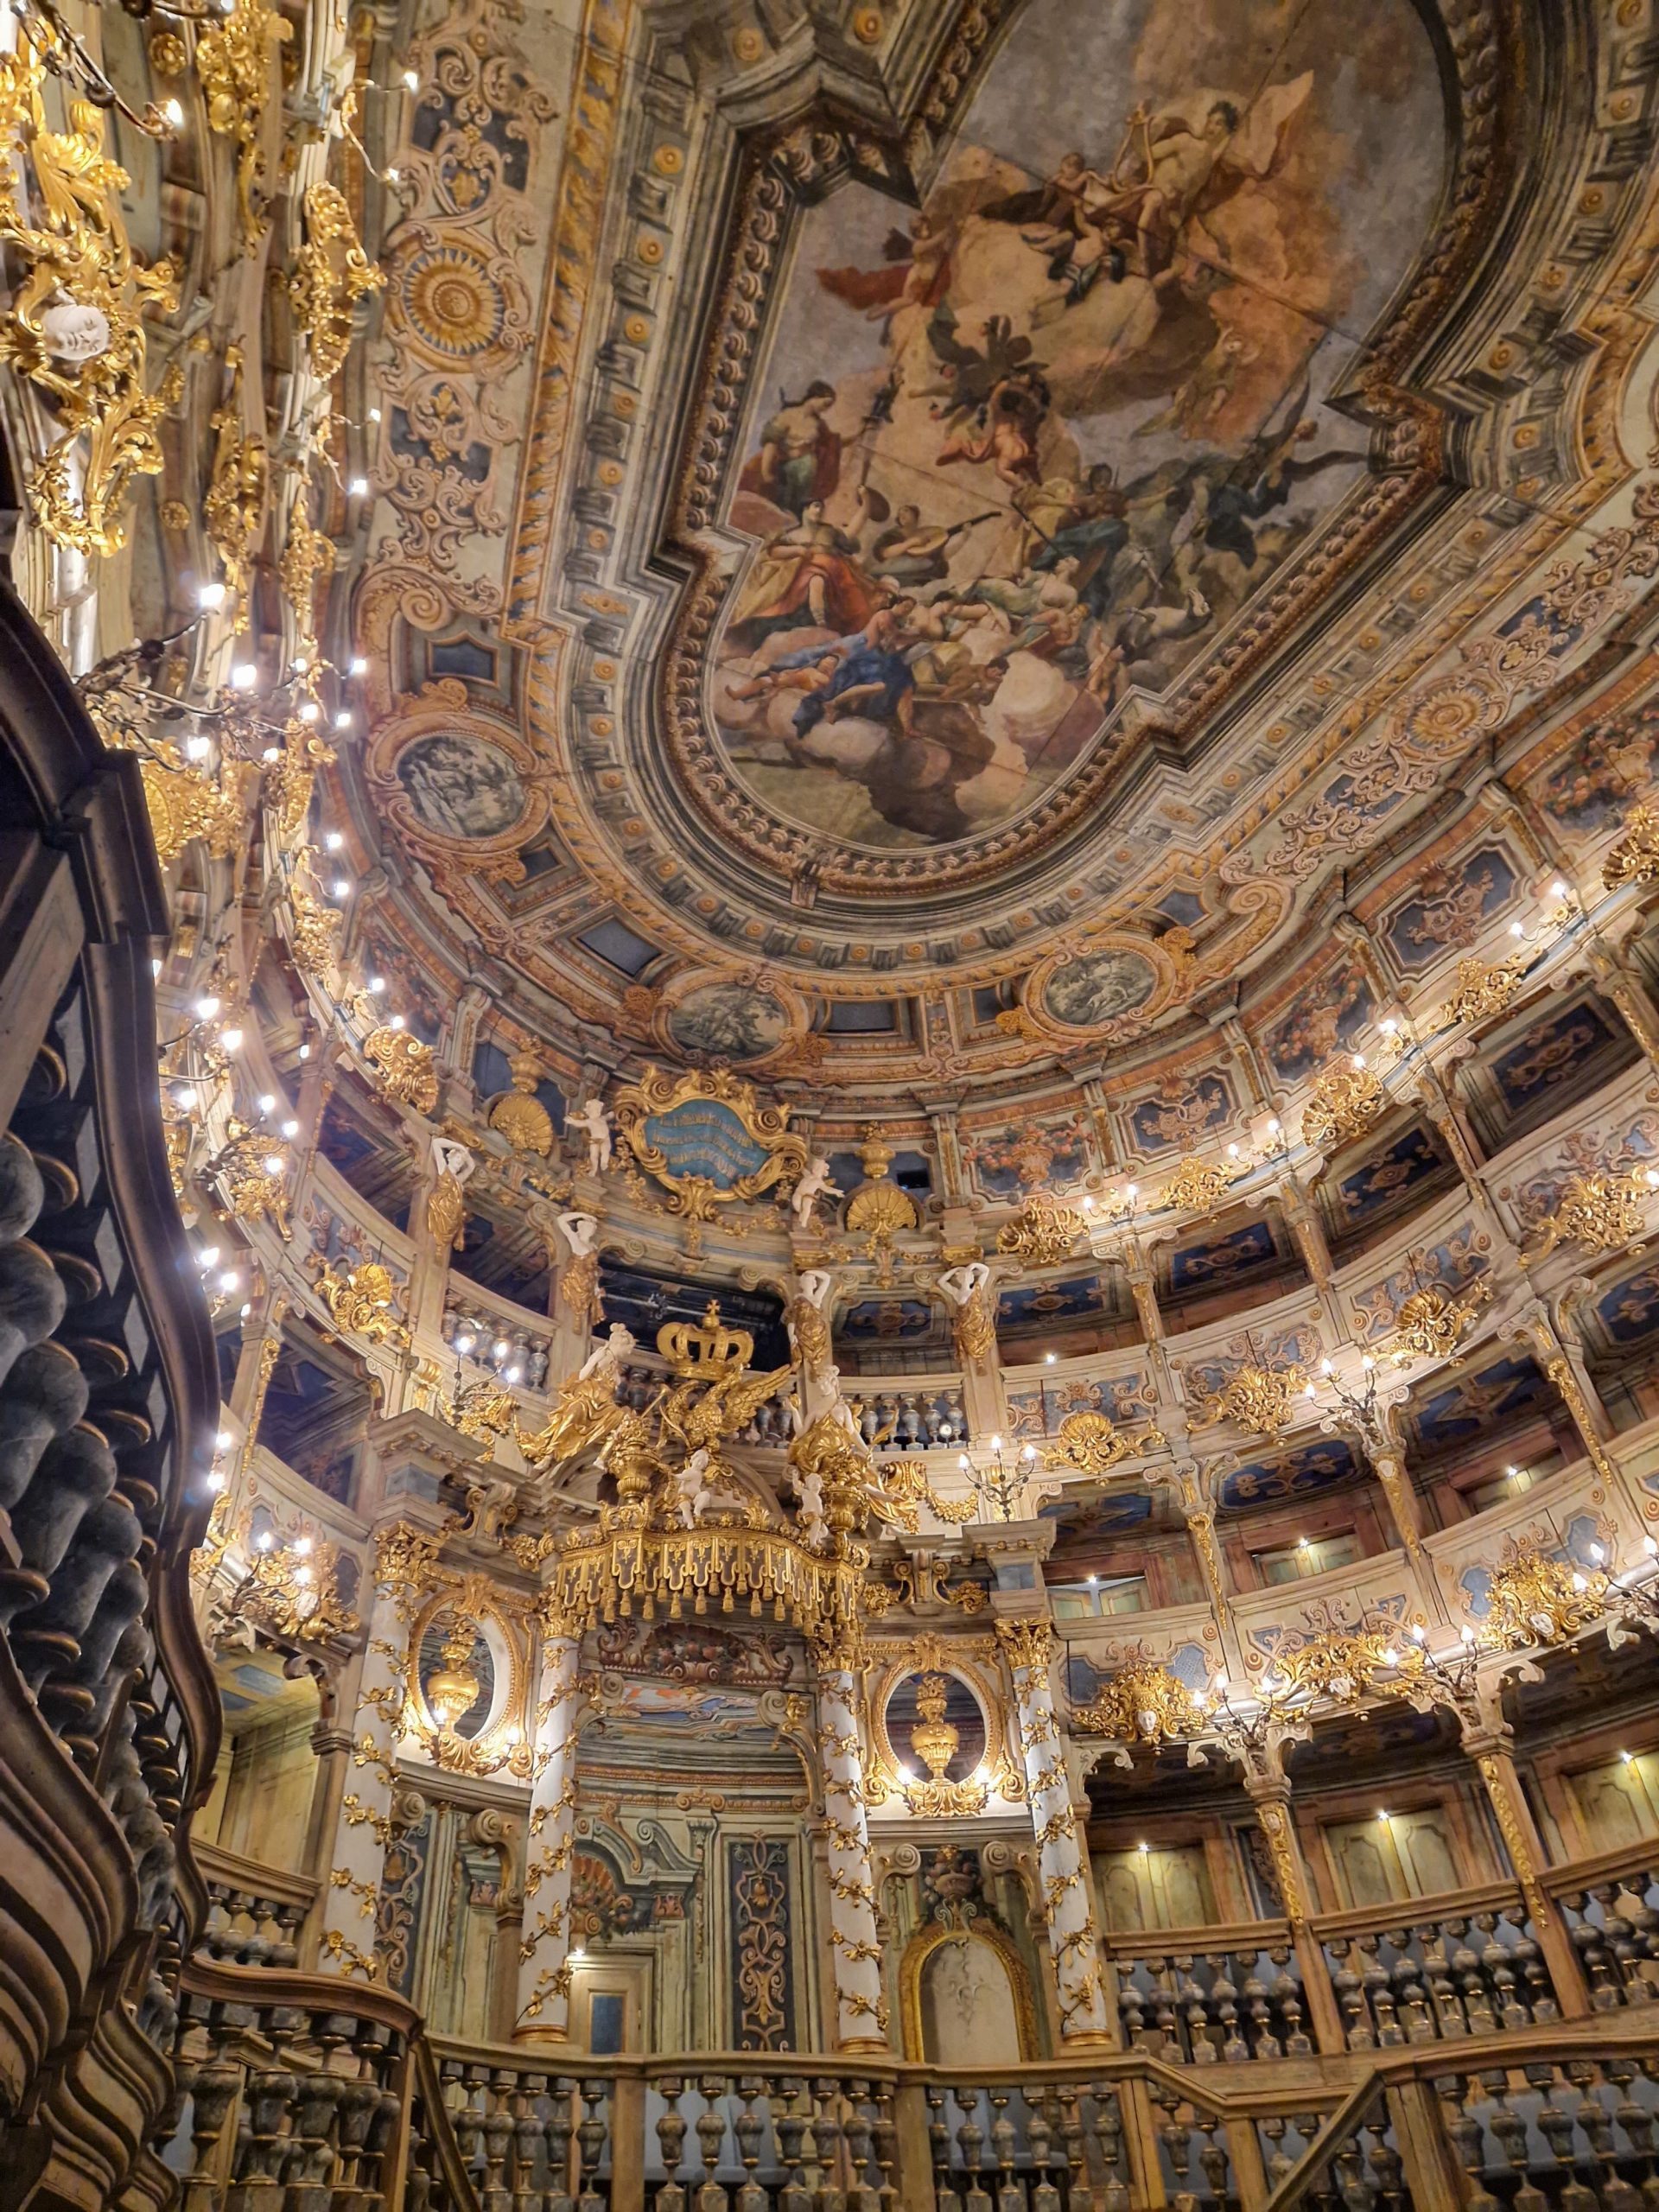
<box><xmin>789</xmin><ymin>1459</ymin><xmax>827</xmax><ymax>1546</ymax></box>
<box><xmin>577</xmin><ymin>1320</ymin><xmax>635</xmax><ymax>1382</ymax></box>
<box><xmin>673</xmin><ymin>1446</ymin><xmax>717</xmax><ymax>1529</ymax></box>
<box><xmin>568</xmin><ymin>1096</ymin><xmax>613</xmax><ymax>1175</ymax></box>
<box><xmin>556</xmin><ymin>1208</ymin><xmax>600</xmax><ymax>1257</ymax></box>
<box><xmin>791</xmin><ymin>1155</ymin><xmax>842</xmax><ymax>1229</ymax></box>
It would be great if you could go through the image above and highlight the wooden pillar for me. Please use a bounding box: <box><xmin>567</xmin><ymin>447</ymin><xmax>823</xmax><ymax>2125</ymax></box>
<box><xmin>1459</xmin><ymin>1719</ymin><xmax>1589</xmax><ymax>2018</ymax></box>
<box><xmin>1241</xmin><ymin>1767</ymin><xmax>1346</xmax><ymax>2056</ymax></box>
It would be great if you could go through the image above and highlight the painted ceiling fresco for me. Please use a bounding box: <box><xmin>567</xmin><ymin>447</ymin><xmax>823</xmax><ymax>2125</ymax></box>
<box><xmin>705</xmin><ymin>0</ymin><xmax>1441</xmax><ymax>854</ymax></box>
<box><xmin>299</xmin><ymin>0</ymin><xmax>1659</xmax><ymax>1157</ymax></box>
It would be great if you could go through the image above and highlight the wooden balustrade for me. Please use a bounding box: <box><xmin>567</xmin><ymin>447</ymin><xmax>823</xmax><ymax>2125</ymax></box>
<box><xmin>168</xmin><ymin>1953</ymin><xmax>1659</xmax><ymax>2211</ymax></box>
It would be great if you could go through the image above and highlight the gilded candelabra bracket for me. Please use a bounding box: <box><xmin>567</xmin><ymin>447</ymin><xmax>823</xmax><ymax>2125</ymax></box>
<box><xmin>289</xmin><ymin>179</ymin><xmax>385</xmax><ymax>382</ymax></box>
<box><xmin>278</xmin><ymin>480</ymin><xmax>335</xmax><ymax>648</ymax></box>
<box><xmin>311</xmin><ymin>1257</ymin><xmax>411</xmax><ymax>1350</ymax></box>
<box><xmin>0</xmin><ymin>37</ymin><xmax>184</xmax><ymax>556</ymax></box>
<box><xmin>995</xmin><ymin>1192</ymin><xmax>1085</xmax><ymax>1269</ymax></box>
<box><xmin>194</xmin><ymin>0</ymin><xmax>291</xmax><ymax>251</ymax></box>
<box><xmin>1259</xmin><ymin>1624</ymin><xmax>1433</xmax><ymax>1713</ymax></box>
<box><xmin>212</xmin><ymin>1116</ymin><xmax>291</xmax><ymax>1235</ymax></box>
<box><xmin>1195</xmin><ymin>1362</ymin><xmax>1307</xmax><ymax>1436</ymax></box>
<box><xmin>1300</xmin><ymin>1063</ymin><xmax>1388</xmax><ymax>1150</ymax></box>
<box><xmin>1603</xmin><ymin>803</ymin><xmax>1659</xmax><ymax>891</ymax></box>
<box><xmin>283</xmin><ymin>850</ymin><xmax>345</xmax><ymax>979</ymax></box>
<box><xmin>1041</xmin><ymin>1409</ymin><xmax>1166</xmax><ymax>1478</ymax></box>
<box><xmin>214</xmin><ymin>1515</ymin><xmax>359</xmax><ymax>1648</ymax></box>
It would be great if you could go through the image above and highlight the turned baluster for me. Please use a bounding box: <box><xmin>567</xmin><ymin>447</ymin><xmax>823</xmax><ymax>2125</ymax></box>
<box><xmin>870</xmin><ymin>2080</ymin><xmax>899</xmax><ymax>2212</ymax></box>
<box><xmin>511</xmin><ymin>2076</ymin><xmax>546</xmax><ymax>2212</ymax></box>
<box><xmin>928</xmin><ymin>2087</ymin><xmax>962</xmax><ymax>2212</ymax></box>
<box><xmin>1211</xmin><ymin>1955</ymin><xmax>1243</xmax><ymax>2063</ymax></box>
<box><xmin>776</xmin><ymin>2082</ymin><xmax>814</xmax><ymax>2212</ymax></box>
<box><xmin>180</xmin><ymin>2060</ymin><xmax>241</xmax><ymax>2212</ymax></box>
<box><xmin>1443</xmin><ymin>2075</ymin><xmax>1503</xmax><ymax>2212</ymax></box>
<box><xmin>231</xmin><ymin>2068</ymin><xmax>295</xmax><ymax>2198</ymax></box>
<box><xmin>1325</xmin><ymin>1942</ymin><xmax>1370</xmax><ymax>2049</ymax></box>
<box><xmin>1272</xmin><ymin>1948</ymin><xmax>1311</xmax><ymax>2058</ymax></box>
<box><xmin>694</xmin><ymin>2075</ymin><xmax>730</xmax><ymax>2212</ymax></box>
<box><xmin>1088</xmin><ymin>2083</ymin><xmax>1130</xmax><ymax>2212</ymax></box>
<box><xmin>814</xmin><ymin>2079</ymin><xmax>849</xmax><ymax>2212</ymax></box>
<box><xmin>575</xmin><ymin>2078</ymin><xmax>609</xmax><ymax>2212</ymax></box>
<box><xmin>290</xmin><ymin>2069</ymin><xmax>344</xmax><ymax>2202</ymax></box>
<box><xmin>1259</xmin><ymin>2115</ymin><xmax>1294</xmax><ymax>2190</ymax></box>
<box><xmin>953</xmin><ymin>2087</ymin><xmax>990</xmax><ymax>2212</ymax></box>
<box><xmin>657</xmin><ymin>2075</ymin><xmax>690</xmax><ymax>2212</ymax></box>
<box><xmin>1193</xmin><ymin>2111</ymin><xmax>1230</xmax><ymax>2203</ymax></box>
<box><xmin>987</xmin><ymin>2087</ymin><xmax>1023</xmax><ymax>2212</ymax></box>
<box><xmin>844</xmin><ymin>2079</ymin><xmax>879</xmax><ymax>2212</ymax></box>
<box><xmin>480</xmin><ymin>2088</ymin><xmax>516</xmax><ymax>2212</ymax></box>
<box><xmin>1026</xmin><ymin>2096</ymin><xmax>1058</xmax><ymax>2212</ymax></box>
<box><xmin>543</xmin><ymin>2079</ymin><xmax>576</xmax><ymax>2212</ymax></box>
<box><xmin>733</xmin><ymin>2076</ymin><xmax>768</xmax><ymax>2212</ymax></box>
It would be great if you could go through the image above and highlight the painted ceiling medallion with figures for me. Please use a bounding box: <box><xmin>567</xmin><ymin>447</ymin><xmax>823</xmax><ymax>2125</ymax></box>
<box><xmin>651</xmin><ymin>0</ymin><xmax>1482</xmax><ymax>910</ymax></box>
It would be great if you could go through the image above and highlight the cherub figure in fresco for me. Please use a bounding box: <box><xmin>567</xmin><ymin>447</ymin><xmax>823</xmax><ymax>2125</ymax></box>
<box><xmin>736</xmin><ymin>380</ymin><xmax>842</xmax><ymax>518</ymax></box>
<box><xmin>935</xmin><ymin>366</ymin><xmax>1052</xmax><ymax>491</ymax></box>
<box><xmin>817</xmin><ymin>213</ymin><xmax>953</xmax><ymax>345</ymax></box>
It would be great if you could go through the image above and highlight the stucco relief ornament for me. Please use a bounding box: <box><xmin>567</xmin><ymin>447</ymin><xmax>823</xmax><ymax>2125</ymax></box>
<box><xmin>1043</xmin><ymin>1410</ymin><xmax>1165</xmax><ymax>1478</ymax></box>
<box><xmin>489</xmin><ymin>1049</ymin><xmax>555</xmax><ymax>1156</ymax></box>
<box><xmin>1155</xmin><ymin>1154</ymin><xmax>1243</xmax><ymax>1218</ymax></box>
<box><xmin>1195</xmin><ymin>1360</ymin><xmax>1306</xmax><ymax>1437</ymax></box>
<box><xmin>313</xmin><ymin>1258</ymin><xmax>411</xmax><ymax>1350</ymax></box>
<box><xmin>1300</xmin><ymin>1062</ymin><xmax>1386</xmax><ymax>1148</ymax></box>
<box><xmin>1603</xmin><ymin>804</ymin><xmax>1659</xmax><ymax>891</ymax></box>
<box><xmin>996</xmin><ymin>1192</ymin><xmax>1084</xmax><ymax>1270</ymax></box>
<box><xmin>1071</xmin><ymin>1662</ymin><xmax>1207</xmax><ymax>1752</ymax></box>
<box><xmin>1526</xmin><ymin>1167</ymin><xmax>1656</xmax><ymax>1261</ymax></box>
<box><xmin>1478</xmin><ymin>1541</ymin><xmax>1611</xmax><ymax>1651</ymax></box>
<box><xmin>1441</xmin><ymin>952</ymin><xmax>1528</xmax><ymax>1027</ymax></box>
<box><xmin>1385</xmin><ymin>1273</ymin><xmax>1491</xmax><ymax>1363</ymax></box>
<box><xmin>364</xmin><ymin>1024</ymin><xmax>439</xmax><ymax>1114</ymax></box>
<box><xmin>612</xmin><ymin>1065</ymin><xmax>807</xmax><ymax>1223</ymax></box>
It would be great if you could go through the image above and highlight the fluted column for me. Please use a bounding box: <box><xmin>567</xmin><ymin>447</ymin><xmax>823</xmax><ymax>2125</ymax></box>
<box><xmin>317</xmin><ymin>1524</ymin><xmax>424</xmax><ymax>1982</ymax></box>
<box><xmin>514</xmin><ymin>1621</ymin><xmax>582</xmax><ymax>2042</ymax></box>
<box><xmin>814</xmin><ymin>1638</ymin><xmax>887</xmax><ymax>2050</ymax></box>
<box><xmin>998</xmin><ymin>1618</ymin><xmax>1113</xmax><ymax>2048</ymax></box>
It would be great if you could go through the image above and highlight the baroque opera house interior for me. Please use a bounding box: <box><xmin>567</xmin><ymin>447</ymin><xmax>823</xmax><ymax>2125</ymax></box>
<box><xmin>26</xmin><ymin>0</ymin><xmax>1659</xmax><ymax>2206</ymax></box>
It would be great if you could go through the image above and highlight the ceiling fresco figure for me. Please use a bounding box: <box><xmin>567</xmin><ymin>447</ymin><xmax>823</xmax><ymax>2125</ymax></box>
<box><xmin>708</xmin><ymin>0</ymin><xmax>1443</xmax><ymax>854</ymax></box>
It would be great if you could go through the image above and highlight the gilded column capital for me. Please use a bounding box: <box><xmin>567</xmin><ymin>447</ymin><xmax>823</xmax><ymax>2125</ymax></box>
<box><xmin>995</xmin><ymin>1617</ymin><xmax>1055</xmax><ymax>1675</ymax></box>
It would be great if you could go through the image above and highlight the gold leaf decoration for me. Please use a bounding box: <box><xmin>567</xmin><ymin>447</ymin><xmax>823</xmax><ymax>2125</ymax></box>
<box><xmin>1603</xmin><ymin>804</ymin><xmax>1659</xmax><ymax>892</ymax></box>
<box><xmin>289</xmin><ymin>180</ymin><xmax>385</xmax><ymax>382</ymax></box>
<box><xmin>1300</xmin><ymin>1063</ymin><xmax>1387</xmax><ymax>1149</ymax></box>
<box><xmin>364</xmin><ymin>1025</ymin><xmax>439</xmax><ymax>1114</ymax></box>
<box><xmin>995</xmin><ymin>1192</ymin><xmax>1084</xmax><ymax>1269</ymax></box>
<box><xmin>194</xmin><ymin>0</ymin><xmax>291</xmax><ymax>250</ymax></box>
<box><xmin>0</xmin><ymin>43</ymin><xmax>182</xmax><ymax>556</ymax></box>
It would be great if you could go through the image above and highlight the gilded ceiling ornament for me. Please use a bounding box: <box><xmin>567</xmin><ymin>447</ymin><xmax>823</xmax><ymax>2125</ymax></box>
<box><xmin>1603</xmin><ymin>803</ymin><xmax>1659</xmax><ymax>891</ymax></box>
<box><xmin>1071</xmin><ymin>1661</ymin><xmax>1206</xmax><ymax>1747</ymax></box>
<box><xmin>268</xmin><ymin>718</ymin><xmax>334</xmax><ymax>844</ymax></box>
<box><xmin>1266</xmin><ymin>1625</ymin><xmax>1427</xmax><ymax>1710</ymax></box>
<box><xmin>363</xmin><ymin>1025</ymin><xmax>438</xmax><ymax>1114</ymax></box>
<box><xmin>194</xmin><ymin>0</ymin><xmax>290</xmax><ymax>249</ymax></box>
<box><xmin>1154</xmin><ymin>1154</ymin><xmax>1243</xmax><ymax>1218</ymax></box>
<box><xmin>448</xmin><ymin>1376</ymin><xmax>518</xmax><ymax>1446</ymax></box>
<box><xmin>1042</xmin><ymin>1410</ymin><xmax>1164</xmax><ymax>1478</ymax></box>
<box><xmin>1478</xmin><ymin>1542</ymin><xmax>1610</xmax><ymax>1651</ymax></box>
<box><xmin>289</xmin><ymin>180</ymin><xmax>385</xmax><ymax>382</ymax></box>
<box><xmin>313</xmin><ymin>1258</ymin><xmax>410</xmax><ymax>1349</ymax></box>
<box><xmin>0</xmin><ymin>41</ymin><xmax>183</xmax><ymax>556</ymax></box>
<box><xmin>1442</xmin><ymin>952</ymin><xmax>1528</xmax><ymax>1027</ymax></box>
<box><xmin>995</xmin><ymin>1192</ymin><xmax>1084</xmax><ymax>1270</ymax></box>
<box><xmin>1527</xmin><ymin>1167</ymin><xmax>1655</xmax><ymax>1261</ymax></box>
<box><xmin>901</xmin><ymin>1672</ymin><xmax>988</xmax><ymax>1819</ymax></box>
<box><xmin>1300</xmin><ymin>1063</ymin><xmax>1387</xmax><ymax>1149</ymax></box>
<box><xmin>612</xmin><ymin>1065</ymin><xmax>807</xmax><ymax>1223</ymax></box>
<box><xmin>488</xmin><ymin>1047</ymin><xmax>555</xmax><ymax>1155</ymax></box>
<box><xmin>278</xmin><ymin>482</ymin><xmax>335</xmax><ymax>645</ymax></box>
<box><xmin>284</xmin><ymin>853</ymin><xmax>343</xmax><ymax>978</ymax></box>
<box><xmin>846</xmin><ymin>1179</ymin><xmax>917</xmax><ymax>1249</ymax></box>
<box><xmin>133</xmin><ymin>742</ymin><xmax>250</xmax><ymax>864</ymax></box>
<box><xmin>1196</xmin><ymin>1361</ymin><xmax>1306</xmax><ymax>1436</ymax></box>
<box><xmin>1384</xmin><ymin>1273</ymin><xmax>1491</xmax><ymax>1363</ymax></box>
<box><xmin>202</xmin><ymin>344</ymin><xmax>268</xmax><ymax>597</ymax></box>
<box><xmin>213</xmin><ymin>1116</ymin><xmax>291</xmax><ymax>1235</ymax></box>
